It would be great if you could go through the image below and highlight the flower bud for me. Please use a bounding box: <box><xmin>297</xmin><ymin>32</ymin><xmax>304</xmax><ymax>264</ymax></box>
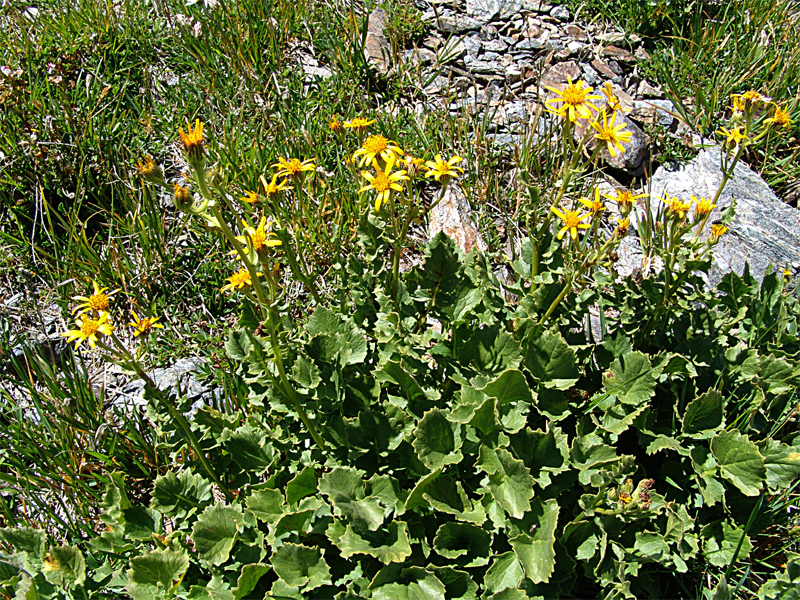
<box><xmin>172</xmin><ymin>183</ymin><xmax>193</xmax><ymax>212</ymax></box>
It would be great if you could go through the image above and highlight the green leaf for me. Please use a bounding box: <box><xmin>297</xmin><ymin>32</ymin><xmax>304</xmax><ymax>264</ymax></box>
<box><xmin>602</xmin><ymin>351</ymin><xmax>658</xmax><ymax>405</ymax></box>
<box><xmin>292</xmin><ymin>353</ymin><xmax>321</xmax><ymax>390</ymax></box>
<box><xmin>432</xmin><ymin>522</ymin><xmax>492</xmax><ymax>567</ymax></box>
<box><xmin>480</xmin><ymin>369</ymin><xmax>534</xmax><ymax>405</ymax></box>
<box><xmin>691</xmin><ymin>446</ymin><xmax>726</xmax><ymax>506</ymax></box>
<box><xmin>705</xmin><ymin>576</ymin><xmax>732</xmax><ymax>600</ymax></box>
<box><xmin>128</xmin><ymin>548</ymin><xmax>189</xmax><ymax>592</ymax></box>
<box><xmin>761</xmin><ymin>439</ymin><xmax>800</xmax><ymax>493</ymax></box>
<box><xmin>44</xmin><ymin>545</ymin><xmax>85</xmax><ymax>588</ymax></box>
<box><xmin>486</xmin><ymin>588</ymin><xmax>529</xmax><ymax>600</ymax></box>
<box><xmin>711</xmin><ymin>430</ymin><xmax>766</xmax><ymax>496</ymax></box>
<box><xmin>225</xmin><ymin>329</ymin><xmax>251</xmax><ymax>362</ymax></box>
<box><xmin>319</xmin><ymin>467</ymin><xmax>384</xmax><ymax>532</ymax></box>
<box><xmin>151</xmin><ymin>469</ymin><xmax>212</xmax><ymax>519</ymax></box>
<box><xmin>424</xmin><ymin>476</ymin><xmax>486</xmax><ymax>524</ymax></box>
<box><xmin>524</xmin><ymin>330</ymin><xmax>579</xmax><ymax>390</ymax></box>
<box><xmin>682</xmin><ymin>390</ymin><xmax>725</xmax><ymax>436</ymax></box>
<box><xmin>757</xmin><ymin>552</ymin><xmax>800</xmax><ymax>599</ymax></box>
<box><xmin>123</xmin><ymin>506</ymin><xmax>162</xmax><ymax>541</ymax></box>
<box><xmin>377</xmin><ymin>361</ymin><xmax>427</xmax><ymax>402</ymax></box>
<box><xmin>191</xmin><ymin>503</ymin><xmax>243</xmax><ymax>566</ymax></box>
<box><xmin>246</xmin><ymin>489</ymin><xmax>286</xmax><ymax>524</ymax></box>
<box><xmin>509</xmin><ymin>498</ymin><xmax>559</xmax><ymax>583</ymax></box>
<box><xmin>413</xmin><ymin>409</ymin><xmax>463</xmax><ymax>470</ymax></box>
<box><xmin>271</xmin><ymin>543</ymin><xmax>331</xmax><ymax>592</ymax></box>
<box><xmin>483</xmin><ymin>551</ymin><xmax>524</xmax><ymax>594</ymax></box>
<box><xmin>286</xmin><ymin>466</ymin><xmax>318</xmax><ymax>506</ymax></box>
<box><xmin>405</xmin><ymin>468</ymin><xmax>443</xmax><ymax>511</ymax></box>
<box><xmin>327</xmin><ymin>520</ymin><xmax>412</xmax><ymax>565</ymax></box>
<box><xmin>634</xmin><ymin>532</ymin><xmax>671</xmax><ymax>560</ymax></box>
<box><xmin>703</xmin><ymin>522</ymin><xmax>753</xmax><ymax>568</ymax></box>
<box><xmin>232</xmin><ymin>564</ymin><xmax>270</xmax><ymax>599</ymax></box>
<box><xmin>428</xmin><ymin>567</ymin><xmax>479</xmax><ymax>600</ymax></box>
<box><xmin>224</xmin><ymin>423</ymin><xmax>275</xmax><ymax>475</ymax></box>
<box><xmin>372</xmin><ymin>567</ymin><xmax>446</xmax><ymax>600</ymax></box>
<box><xmin>599</xmin><ymin>402</ymin><xmax>649</xmax><ymax>436</ymax></box>
<box><xmin>0</xmin><ymin>527</ymin><xmax>46</xmax><ymax>558</ymax></box>
<box><xmin>478</xmin><ymin>446</ymin><xmax>535</xmax><ymax>519</ymax></box>
<box><xmin>461</xmin><ymin>326</ymin><xmax>522</xmax><ymax>375</ymax></box>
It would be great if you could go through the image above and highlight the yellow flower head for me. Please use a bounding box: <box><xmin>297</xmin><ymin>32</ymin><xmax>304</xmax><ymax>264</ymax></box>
<box><xmin>590</xmin><ymin>110</ymin><xmax>632</xmax><ymax>158</ymax></box>
<box><xmin>128</xmin><ymin>311</ymin><xmax>165</xmax><ymax>337</ymax></box>
<box><xmin>136</xmin><ymin>155</ymin><xmax>164</xmax><ymax>185</ymax></box>
<box><xmin>259</xmin><ymin>173</ymin><xmax>293</xmax><ymax>198</ymax></box>
<box><xmin>601</xmin><ymin>82</ymin><xmax>623</xmax><ymax>112</ymax></box>
<box><xmin>615</xmin><ymin>217</ymin><xmax>631</xmax><ymax>237</ymax></box>
<box><xmin>173</xmin><ymin>182</ymin><xmax>193</xmax><ymax>211</ymax></box>
<box><xmin>400</xmin><ymin>155</ymin><xmax>425</xmax><ymax>179</ymax></box>
<box><xmin>551</xmin><ymin>206</ymin><xmax>591</xmax><ymax>240</ymax></box>
<box><xmin>766</xmin><ymin>105</ymin><xmax>793</xmax><ymax>130</ymax></box>
<box><xmin>353</xmin><ymin>135</ymin><xmax>404</xmax><ymax>167</ymax></box>
<box><xmin>732</xmin><ymin>90</ymin><xmax>771</xmax><ymax>110</ymax></box>
<box><xmin>603</xmin><ymin>188</ymin><xmax>647</xmax><ymax>217</ymax></box>
<box><xmin>221</xmin><ymin>267</ymin><xmax>258</xmax><ymax>293</ymax></box>
<box><xmin>234</xmin><ymin>215</ymin><xmax>282</xmax><ymax>256</ymax></box>
<box><xmin>718</xmin><ymin>126</ymin><xmax>747</xmax><ymax>148</ymax></box>
<box><xmin>578</xmin><ymin>188</ymin><xmax>606</xmax><ymax>216</ymax></box>
<box><xmin>359</xmin><ymin>155</ymin><xmax>409</xmax><ymax>212</ymax></box>
<box><xmin>73</xmin><ymin>280</ymin><xmax>120</xmax><ymax>315</ymax></box>
<box><xmin>343</xmin><ymin>117</ymin><xmax>376</xmax><ymax>134</ymax></box>
<box><xmin>240</xmin><ymin>190</ymin><xmax>259</xmax><ymax>204</ymax></box>
<box><xmin>545</xmin><ymin>77</ymin><xmax>601</xmax><ymax>122</ymax></box>
<box><xmin>619</xmin><ymin>492</ymin><xmax>633</xmax><ymax>504</ymax></box>
<box><xmin>710</xmin><ymin>223</ymin><xmax>727</xmax><ymax>243</ymax></box>
<box><xmin>328</xmin><ymin>115</ymin><xmax>344</xmax><ymax>134</ymax></box>
<box><xmin>660</xmin><ymin>193</ymin><xmax>691</xmax><ymax>220</ymax></box>
<box><xmin>424</xmin><ymin>154</ymin><xmax>464</xmax><ymax>183</ymax></box>
<box><xmin>692</xmin><ymin>196</ymin><xmax>716</xmax><ymax>220</ymax></box>
<box><xmin>179</xmin><ymin>119</ymin><xmax>205</xmax><ymax>163</ymax></box>
<box><xmin>783</xmin><ymin>267</ymin><xmax>792</xmax><ymax>281</ymax></box>
<box><xmin>62</xmin><ymin>311</ymin><xmax>113</xmax><ymax>349</ymax></box>
<box><xmin>273</xmin><ymin>157</ymin><xmax>316</xmax><ymax>180</ymax></box>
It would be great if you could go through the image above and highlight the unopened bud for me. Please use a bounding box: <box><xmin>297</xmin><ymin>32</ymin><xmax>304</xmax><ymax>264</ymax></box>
<box><xmin>172</xmin><ymin>183</ymin><xmax>193</xmax><ymax>212</ymax></box>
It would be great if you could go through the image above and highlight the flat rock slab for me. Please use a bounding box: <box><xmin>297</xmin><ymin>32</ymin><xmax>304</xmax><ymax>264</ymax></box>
<box><xmin>650</xmin><ymin>147</ymin><xmax>800</xmax><ymax>282</ymax></box>
<box><xmin>429</xmin><ymin>184</ymin><xmax>487</xmax><ymax>255</ymax></box>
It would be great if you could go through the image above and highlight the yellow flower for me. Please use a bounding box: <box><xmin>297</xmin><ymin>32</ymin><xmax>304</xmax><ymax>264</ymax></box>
<box><xmin>602</xmin><ymin>188</ymin><xmax>647</xmax><ymax>216</ymax></box>
<box><xmin>551</xmin><ymin>206</ymin><xmax>591</xmax><ymax>240</ymax></box>
<box><xmin>259</xmin><ymin>173</ymin><xmax>293</xmax><ymax>199</ymax></box>
<box><xmin>173</xmin><ymin>182</ymin><xmax>193</xmax><ymax>211</ymax></box>
<box><xmin>766</xmin><ymin>105</ymin><xmax>792</xmax><ymax>129</ymax></box>
<box><xmin>343</xmin><ymin>117</ymin><xmax>376</xmax><ymax>134</ymax></box>
<box><xmin>240</xmin><ymin>190</ymin><xmax>259</xmax><ymax>204</ymax></box>
<box><xmin>62</xmin><ymin>311</ymin><xmax>113</xmax><ymax>349</ymax></box>
<box><xmin>424</xmin><ymin>154</ymin><xmax>464</xmax><ymax>183</ymax></box>
<box><xmin>221</xmin><ymin>267</ymin><xmax>258</xmax><ymax>293</ymax></box>
<box><xmin>619</xmin><ymin>492</ymin><xmax>633</xmax><ymax>504</ymax></box>
<box><xmin>136</xmin><ymin>155</ymin><xmax>164</xmax><ymax>185</ymax></box>
<box><xmin>732</xmin><ymin>95</ymin><xmax>745</xmax><ymax>113</ymax></box>
<box><xmin>179</xmin><ymin>119</ymin><xmax>205</xmax><ymax>163</ymax></box>
<box><xmin>545</xmin><ymin>77</ymin><xmax>601</xmax><ymax>122</ymax></box>
<box><xmin>128</xmin><ymin>311</ymin><xmax>165</xmax><ymax>337</ymax></box>
<box><xmin>718</xmin><ymin>126</ymin><xmax>747</xmax><ymax>147</ymax></box>
<box><xmin>400</xmin><ymin>155</ymin><xmax>425</xmax><ymax>178</ymax></box>
<box><xmin>578</xmin><ymin>188</ymin><xmax>606</xmax><ymax>216</ymax></box>
<box><xmin>660</xmin><ymin>193</ymin><xmax>691</xmax><ymax>220</ymax></box>
<box><xmin>359</xmin><ymin>155</ymin><xmax>409</xmax><ymax>211</ymax></box>
<box><xmin>601</xmin><ymin>82</ymin><xmax>623</xmax><ymax>112</ymax></box>
<box><xmin>591</xmin><ymin>110</ymin><xmax>632</xmax><ymax>158</ymax></box>
<box><xmin>692</xmin><ymin>196</ymin><xmax>716</xmax><ymax>220</ymax></box>
<box><xmin>710</xmin><ymin>223</ymin><xmax>728</xmax><ymax>243</ymax></box>
<box><xmin>615</xmin><ymin>217</ymin><xmax>631</xmax><ymax>237</ymax></box>
<box><xmin>783</xmin><ymin>267</ymin><xmax>792</xmax><ymax>281</ymax></box>
<box><xmin>732</xmin><ymin>90</ymin><xmax>771</xmax><ymax>110</ymax></box>
<box><xmin>352</xmin><ymin>135</ymin><xmax>404</xmax><ymax>167</ymax></box>
<box><xmin>328</xmin><ymin>115</ymin><xmax>344</xmax><ymax>134</ymax></box>
<box><xmin>234</xmin><ymin>215</ymin><xmax>282</xmax><ymax>255</ymax></box>
<box><xmin>73</xmin><ymin>280</ymin><xmax>119</xmax><ymax>315</ymax></box>
<box><xmin>273</xmin><ymin>157</ymin><xmax>316</xmax><ymax>180</ymax></box>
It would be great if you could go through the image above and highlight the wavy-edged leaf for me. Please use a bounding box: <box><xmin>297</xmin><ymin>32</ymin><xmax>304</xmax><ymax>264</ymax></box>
<box><xmin>246</xmin><ymin>489</ymin><xmax>286</xmax><ymax>524</ymax></box>
<box><xmin>233</xmin><ymin>563</ymin><xmax>271</xmax><ymax>600</ymax></box>
<box><xmin>509</xmin><ymin>498</ymin><xmax>559</xmax><ymax>583</ymax></box>
<box><xmin>424</xmin><ymin>476</ymin><xmax>486</xmax><ymax>524</ymax></box>
<box><xmin>372</xmin><ymin>566</ymin><xmax>446</xmax><ymax>600</ymax></box>
<box><xmin>461</xmin><ymin>326</ymin><xmax>522</xmax><ymax>375</ymax></box>
<box><xmin>760</xmin><ymin>439</ymin><xmax>800</xmax><ymax>494</ymax></box>
<box><xmin>524</xmin><ymin>330</ymin><xmax>579</xmax><ymax>390</ymax></box>
<box><xmin>432</xmin><ymin>522</ymin><xmax>491</xmax><ymax>567</ymax></box>
<box><xmin>127</xmin><ymin>548</ymin><xmax>189</xmax><ymax>594</ymax></box>
<box><xmin>327</xmin><ymin>520</ymin><xmax>412</xmax><ymax>565</ymax></box>
<box><xmin>478</xmin><ymin>446</ymin><xmax>534</xmax><ymax>519</ymax></box>
<box><xmin>602</xmin><ymin>351</ymin><xmax>658</xmax><ymax>405</ymax></box>
<box><xmin>483</xmin><ymin>551</ymin><xmax>524</xmax><ymax>594</ymax></box>
<box><xmin>286</xmin><ymin>466</ymin><xmax>317</xmax><ymax>506</ymax></box>
<box><xmin>319</xmin><ymin>467</ymin><xmax>384</xmax><ymax>532</ymax></box>
<box><xmin>0</xmin><ymin>527</ymin><xmax>46</xmax><ymax>559</ymax></box>
<box><xmin>711</xmin><ymin>430</ymin><xmax>765</xmax><ymax>496</ymax></box>
<box><xmin>413</xmin><ymin>409</ymin><xmax>463</xmax><ymax>471</ymax></box>
<box><xmin>271</xmin><ymin>543</ymin><xmax>331</xmax><ymax>592</ymax></box>
<box><xmin>151</xmin><ymin>469</ymin><xmax>212</xmax><ymax>520</ymax></box>
<box><xmin>43</xmin><ymin>545</ymin><xmax>85</xmax><ymax>588</ymax></box>
<box><xmin>191</xmin><ymin>503</ymin><xmax>243</xmax><ymax>566</ymax></box>
<box><xmin>682</xmin><ymin>390</ymin><xmax>725</xmax><ymax>436</ymax></box>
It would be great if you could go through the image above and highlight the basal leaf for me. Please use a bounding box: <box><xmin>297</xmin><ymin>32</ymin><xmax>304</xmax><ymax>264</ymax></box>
<box><xmin>327</xmin><ymin>520</ymin><xmax>412</xmax><ymax>565</ymax></box>
<box><xmin>271</xmin><ymin>543</ymin><xmax>331</xmax><ymax>592</ymax></box>
<box><xmin>191</xmin><ymin>503</ymin><xmax>243</xmax><ymax>566</ymax></box>
<box><xmin>478</xmin><ymin>446</ymin><xmax>535</xmax><ymax>519</ymax></box>
<box><xmin>461</xmin><ymin>326</ymin><xmax>522</xmax><ymax>375</ymax></box>
<box><xmin>372</xmin><ymin>567</ymin><xmax>446</xmax><ymax>600</ymax></box>
<box><xmin>760</xmin><ymin>439</ymin><xmax>800</xmax><ymax>493</ymax></box>
<box><xmin>151</xmin><ymin>469</ymin><xmax>212</xmax><ymax>520</ymax></box>
<box><xmin>128</xmin><ymin>548</ymin><xmax>189</xmax><ymax>592</ymax></box>
<box><xmin>702</xmin><ymin>522</ymin><xmax>753</xmax><ymax>568</ymax></box>
<box><xmin>524</xmin><ymin>330</ymin><xmax>579</xmax><ymax>390</ymax></box>
<box><xmin>413</xmin><ymin>409</ymin><xmax>463</xmax><ymax>471</ymax></box>
<box><xmin>224</xmin><ymin>423</ymin><xmax>275</xmax><ymax>475</ymax></box>
<box><xmin>286</xmin><ymin>466</ymin><xmax>318</xmax><ymax>506</ymax></box>
<box><xmin>319</xmin><ymin>467</ymin><xmax>384</xmax><ymax>532</ymax></box>
<box><xmin>483</xmin><ymin>551</ymin><xmax>524</xmax><ymax>594</ymax></box>
<box><xmin>0</xmin><ymin>527</ymin><xmax>46</xmax><ymax>559</ymax></box>
<box><xmin>424</xmin><ymin>476</ymin><xmax>486</xmax><ymax>524</ymax></box>
<box><xmin>225</xmin><ymin>329</ymin><xmax>251</xmax><ymax>362</ymax></box>
<box><xmin>122</xmin><ymin>506</ymin><xmax>162</xmax><ymax>541</ymax></box>
<box><xmin>406</xmin><ymin>468</ymin><xmax>442</xmax><ymax>511</ymax></box>
<box><xmin>691</xmin><ymin>446</ymin><xmax>726</xmax><ymax>506</ymax></box>
<box><xmin>432</xmin><ymin>522</ymin><xmax>492</xmax><ymax>567</ymax></box>
<box><xmin>509</xmin><ymin>498</ymin><xmax>559</xmax><ymax>583</ymax></box>
<box><xmin>603</xmin><ymin>351</ymin><xmax>658</xmax><ymax>405</ymax></box>
<box><xmin>292</xmin><ymin>353</ymin><xmax>321</xmax><ymax>390</ymax></box>
<box><xmin>510</xmin><ymin>426</ymin><xmax>569</xmax><ymax>488</ymax></box>
<box><xmin>480</xmin><ymin>369</ymin><xmax>534</xmax><ymax>405</ymax></box>
<box><xmin>711</xmin><ymin>430</ymin><xmax>765</xmax><ymax>496</ymax></box>
<box><xmin>246</xmin><ymin>489</ymin><xmax>286</xmax><ymax>524</ymax></box>
<box><xmin>44</xmin><ymin>545</ymin><xmax>85</xmax><ymax>588</ymax></box>
<box><xmin>682</xmin><ymin>390</ymin><xmax>725</xmax><ymax>436</ymax></box>
<box><xmin>428</xmin><ymin>567</ymin><xmax>479</xmax><ymax>600</ymax></box>
<box><xmin>233</xmin><ymin>564</ymin><xmax>271</xmax><ymax>600</ymax></box>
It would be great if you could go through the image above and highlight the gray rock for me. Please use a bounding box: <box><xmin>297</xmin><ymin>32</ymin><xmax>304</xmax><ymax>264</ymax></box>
<box><xmin>467</xmin><ymin>0</ymin><xmax>522</xmax><ymax>22</ymax></box>
<box><xmin>401</xmin><ymin>48</ymin><xmax>436</xmax><ymax>68</ymax></box>
<box><xmin>521</xmin><ymin>0</ymin><xmax>553</xmax><ymax>12</ymax></box>
<box><xmin>437</xmin><ymin>13</ymin><xmax>484</xmax><ymax>34</ymax></box>
<box><xmin>631</xmin><ymin>99</ymin><xmax>675</xmax><ymax>128</ymax></box>
<box><xmin>483</xmin><ymin>38</ymin><xmax>509</xmax><ymax>52</ymax></box>
<box><xmin>637</xmin><ymin>79</ymin><xmax>664</xmax><ymax>98</ymax></box>
<box><xmin>480</xmin><ymin>23</ymin><xmax>499</xmax><ymax>40</ymax></box>
<box><xmin>364</xmin><ymin>8</ymin><xmax>391</xmax><ymax>75</ymax></box>
<box><xmin>580</xmin><ymin>62</ymin><xmax>599</xmax><ymax>86</ymax></box>
<box><xmin>429</xmin><ymin>184</ymin><xmax>487</xmax><ymax>255</ymax></box>
<box><xmin>540</xmin><ymin>60</ymin><xmax>581</xmax><ymax>89</ymax></box>
<box><xmin>649</xmin><ymin>148</ymin><xmax>800</xmax><ymax>283</ymax></box>
<box><xmin>465</xmin><ymin>55</ymin><xmax>504</xmax><ymax>74</ymax></box>
<box><xmin>550</xmin><ymin>5</ymin><xmax>570</xmax><ymax>21</ymax></box>
<box><xmin>515</xmin><ymin>37</ymin><xmax>546</xmax><ymax>51</ymax></box>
